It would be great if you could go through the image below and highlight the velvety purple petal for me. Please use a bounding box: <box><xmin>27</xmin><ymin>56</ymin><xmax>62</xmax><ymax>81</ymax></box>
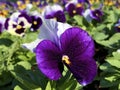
<box><xmin>0</xmin><ymin>23</ymin><xmax>2</xmax><ymax>33</ymax></box>
<box><xmin>43</xmin><ymin>5</ymin><xmax>54</xmax><ymax>19</ymax></box>
<box><xmin>66</xmin><ymin>58</ymin><xmax>97</xmax><ymax>86</ymax></box>
<box><xmin>76</xmin><ymin>7</ymin><xmax>84</xmax><ymax>15</ymax></box>
<box><xmin>78</xmin><ymin>0</ymin><xmax>89</xmax><ymax>3</ymax></box>
<box><xmin>36</xmin><ymin>40</ymin><xmax>63</xmax><ymax>80</ymax></box>
<box><xmin>19</xmin><ymin>13</ymin><xmax>32</xmax><ymax>23</ymax></box>
<box><xmin>45</xmin><ymin>13</ymin><xmax>54</xmax><ymax>19</ymax></box>
<box><xmin>15</xmin><ymin>28</ymin><xmax>25</xmax><ymax>34</ymax></box>
<box><xmin>54</xmin><ymin>11</ymin><xmax>66</xmax><ymax>22</ymax></box>
<box><xmin>60</xmin><ymin>27</ymin><xmax>95</xmax><ymax>60</ymax></box>
<box><xmin>4</xmin><ymin>18</ymin><xmax>10</xmax><ymax>30</ymax></box>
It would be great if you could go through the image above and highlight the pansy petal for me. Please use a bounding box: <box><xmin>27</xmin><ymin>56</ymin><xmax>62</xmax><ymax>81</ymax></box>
<box><xmin>0</xmin><ymin>23</ymin><xmax>2</xmax><ymax>33</ymax></box>
<box><xmin>36</xmin><ymin>40</ymin><xmax>63</xmax><ymax>80</ymax></box>
<box><xmin>43</xmin><ymin>5</ymin><xmax>54</xmax><ymax>19</ymax></box>
<box><xmin>60</xmin><ymin>27</ymin><xmax>95</xmax><ymax>59</ymax></box>
<box><xmin>54</xmin><ymin>11</ymin><xmax>66</xmax><ymax>23</ymax></box>
<box><xmin>22</xmin><ymin>39</ymin><xmax>42</xmax><ymax>52</ymax></box>
<box><xmin>67</xmin><ymin>58</ymin><xmax>97</xmax><ymax>86</ymax></box>
<box><xmin>83</xmin><ymin>9</ymin><xmax>92</xmax><ymax>22</ymax></box>
<box><xmin>57</xmin><ymin>22</ymin><xmax>72</xmax><ymax>38</ymax></box>
<box><xmin>51</xmin><ymin>4</ymin><xmax>63</xmax><ymax>12</ymax></box>
<box><xmin>38</xmin><ymin>19</ymin><xmax>59</xmax><ymax>45</ymax></box>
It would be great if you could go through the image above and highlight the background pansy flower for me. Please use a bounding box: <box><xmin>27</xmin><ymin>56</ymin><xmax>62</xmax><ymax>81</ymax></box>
<box><xmin>42</xmin><ymin>4</ymin><xmax>66</xmax><ymax>22</ymax></box>
<box><xmin>16</xmin><ymin>0</ymin><xmax>27</xmax><ymax>11</ymax></box>
<box><xmin>32</xmin><ymin>0</ymin><xmax>48</xmax><ymax>8</ymax></box>
<box><xmin>36</xmin><ymin>27</ymin><xmax>97</xmax><ymax>86</ymax></box>
<box><xmin>89</xmin><ymin>8</ymin><xmax>103</xmax><ymax>21</ymax></box>
<box><xmin>0</xmin><ymin>2</ymin><xmax>9</xmax><ymax>17</ymax></box>
<box><xmin>30</xmin><ymin>15</ymin><xmax>42</xmax><ymax>31</ymax></box>
<box><xmin>4</xmin><ymin>12</ymin><xmax>31</xmax><ymax>36</ymax></box>
<box><xmin>65</xmin><ymin>0</ymin><xmax>84</xmax><ymax>17</ymax></box>
<box><xmin>83</xmin><ymin>5</ymin><xmax>103</xmax><ymax>22</ymax></box>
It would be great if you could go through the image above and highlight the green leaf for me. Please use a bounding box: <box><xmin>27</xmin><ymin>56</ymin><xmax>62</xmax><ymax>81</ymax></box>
<box><xmin>22</xmin><ymin>32</ymin><xmax>38</xmax><ymax>43</ymax></box>
<box><xmin>100</xmin><ymin>63</ymin><xmax>118</xmax><ymax>73</ymax></box>
<box><xmin>45</xmin><ymin>81</ymin><xmax>52</xmax><ymax>90</ymax></box>
<box><xmin>100</xmin><ymin>78</ymin><xmax>120</xmax><ymax>88</ymax></box>
<box><xmin>0</xmin><ymin>71</ymin><xmax>13</xmax><ymax>86</ymax></box>
<box><xmin>73</xmin><ymin>15</ymin><xmax>83</xmax><ymax>26</ymax></box>
<box><xmin>14</xmin><ymin>85</ymin><xmax>23</xmax><ymax>90</ymax></box>
<box><xmin>106</xmin><ymin>57</ymin><xmax>120</xmax><ymax>68</ymax></box>
<box><xmin>112</xmin><ymin>52</ymin><xmax>120</xmax><ymax>60</ymax></box>
<box><xmin>118</xmin><ymin>84</ymin><xmax>120</xmax><ymax>90</ymax></box>
<box><xmin>17</xmin><ymin>61</ymin><xmax>31</xmax><ymax>70</ymax></box>
<box><xmin>96</xmin><ymin>33</ymin><xmax>120</xmax><ymax>48</ymax></box>
<box><xmin>93</xmin><ymin>32</ymin><xmax>108</xmax><ymax>41</ymax></box>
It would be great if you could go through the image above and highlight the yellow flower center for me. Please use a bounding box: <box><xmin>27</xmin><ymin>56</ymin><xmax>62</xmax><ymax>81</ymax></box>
<box><xmin>62</xmin><ymin>55</ymin><xmax>71</xmax><ymax>65</ymax></box>
<box><xmin>16</xmin><ymin>25</ymin><xmax>22</xmax><ymax>29</ymax></box>
<box><xmin>76</xmin><ymin>3</ymin><xmax>82</xmax><ymax>8</ymax></box>
<box><xmin>73</xmin><ymin>10</ymin><xmax>76</xmax><ymax>14</ymax></box>
<box><xmin>118</xmin><ymin>26</ymin><xmax>120</xmax><ymax>28</ymax></box>
<box><xmin>0</xmin><ymin>10</ymin><xmax>8</xmax><ymax>17</ymax></box>
<box><xmin>53</xmin><ymin>0</ymin><xmax>59</xmax><ymax>3</ymax></box>
<box><xmin>33</xmin><ymin>21</ymin><xmax>37</xmax><ymax>25</ymax></box>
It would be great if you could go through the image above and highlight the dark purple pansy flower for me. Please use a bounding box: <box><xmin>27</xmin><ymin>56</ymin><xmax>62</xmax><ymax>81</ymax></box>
<box><xmin>90</xmin><ymin>9</ymin><xmax>103</xmax><ymax>21</ymax></box>
<box><xmin>43</xmin><ymin>4</ymin><xmax>66</xmax><ymax>22</ymax></box>
<box><xmin>30</xmin><ymin>15</ymin><xmax>42</xmax><ymax>31</ymax></box>
<box><xmin>65</xmin><ymin>1</ymin><xmax>84</xmax><ymax>17</ymax></box>
<box><xmin>4</xmin><ymin>12</ymin><xmax>31</xmax><ymax>36</ymax></box>
<box><xmin>36</xmin><ymin>27</ymin><xmax>97</xmax><ymax>86</ymax></box>
<box><xmin>115</xmin><ymin>19</ymin><xmax>120</xmax><ymax>32</ymax></box>
<box><xmin>83</xmin><ymin>8</ymin><xmax>103</xmax><ymax>22</ymax></box>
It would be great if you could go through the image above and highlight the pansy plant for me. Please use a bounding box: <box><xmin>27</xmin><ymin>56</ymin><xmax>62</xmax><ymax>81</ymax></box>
<box><xmin>22</xmin><ymin>17</ymin><xmax>97</xmax><ymax>85</ymax></box>
<box><xmin>4</xmin><ymin>12</ymin><xmax>31</xmax><ymax>36</ymax></box>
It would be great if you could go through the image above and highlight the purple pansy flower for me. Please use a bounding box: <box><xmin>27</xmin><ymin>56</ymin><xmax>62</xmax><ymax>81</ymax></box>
<box><xmin>35</xmin><ymin>26</ymin><xmax>97</xmax><ymax>85</ymax></box>
<box><xmin>42</xmin><ymin>4</ymin><xmax>66</xmax><ymax>22</ymax></box>
<box><xmin>4</xmin><ymin>12</ymin><xmax>31</xmax><ymax>36</ymax></box>
<box><xmin>90</xmin><ymin>9</ymin><xmax>103</xmax><ymax>21</ymax></box>
<box><xmin>115</xmin><ymin>19</ymin><xmax>120</xmax><ymax>32</ymax></box>
<box><xmin>30</xmin><ymin>15</ymin><xmax>42</xmax><ymax>31</ymax></box>
<box><xmin>83</xmin><ymin>8</ymin><xmax>103</xmax><ymax>22</ymax></box>
<box><xmin>83</xmin><ymin>4</ymin><xmax>103</xmax><ymax>22</ymax></box>
<box><xmin>65</xmin><ymin>1</ymin><xmax>84</xmax><ymax>17</ymax></box>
